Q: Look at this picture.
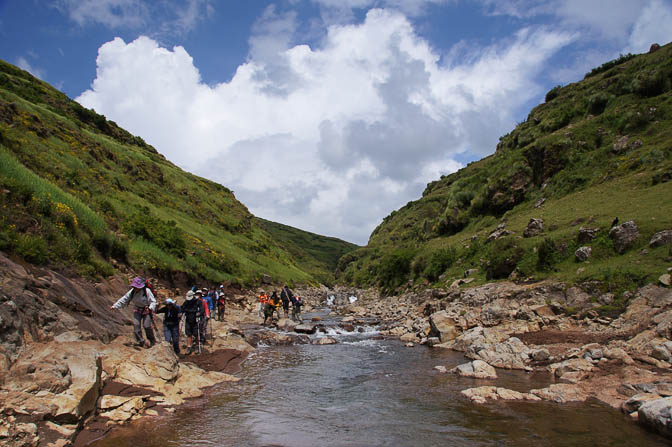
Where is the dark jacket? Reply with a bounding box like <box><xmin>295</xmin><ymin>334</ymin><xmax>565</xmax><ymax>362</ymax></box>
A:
<box><xmin>280</xmin><ymin>290</ymin><xmax>289</xmax><ymax>307</ymax></box>
<box><xmin>156</xmin><ymin>304</ymin><xmax>181</xmax><ymax>326</ymax></box>
<box><xmin>182</xmin><ymin>298</ymin><xmax>204</xmax><ymax>323</ymax></box>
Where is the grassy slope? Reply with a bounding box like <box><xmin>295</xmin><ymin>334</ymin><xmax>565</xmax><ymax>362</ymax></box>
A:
<box><xmin>0</xmin><ymin>60</ymin><xmax>356</xmax><ymax>286</ymax></box>
<box><xmin>256</xmin><ymin>217</ymin><xmax>360</xmax><ymax>286</ymax></box>
<box><xmin>339</xmin><ymin>43</ymin><xmax>672</xmax><ymax>306</ymax></box>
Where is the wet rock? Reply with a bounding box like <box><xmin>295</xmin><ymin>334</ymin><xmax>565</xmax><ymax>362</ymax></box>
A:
<box><xmin>429</xmin><ymin>311</ymin><xmax>459</xmax><ymax>342</ymax></box>
<box><xmin>313</xmin><ymin>337</ymin><xmax>337</xmax><ymax>345</ymax></box>
<box><xmin>400</xmin><ymin>333</ymin><xmax>418</xmax><ymax>343</ymax></box>
<box><xmin>549</xmin><ymin>358</ymin><xmax>593</xmax><ymax>382</ymax></box>
<box><xmin>575</xmin><ymin>247</ymin><xmax>592</xmax><ymax>262</ymax></box>
<box><xmin>434</xmin><ymin>365</ymin><xmax>447</xmax><ymax>373</ymax></box>
<box><xmin>451</xmin><ymin>360</ymin><xmax>497</xmax><ymax>379</ymax></box>
<box><xmin>530</xmin><ymin>384</ymin><xmax>588</xmax><ymax>403</ymax></box>
<box><xmin>530</xmin><ymin>349</ymin><xmax>550</xmax><ymax>362</ymax></box>
<box><xmin>578</xmin><ymin>227</ymin><xmax>600</xmax><ymax>244</ymax></box>
<box><xmin>276</xmin><ymin>318</ymin><xmax>298</xmax><ymax>332</ymax></box>
<box><xmin>294</xmin><ymin>324</ymin><xmax>317</xmax><ymax>335</ymax></box>
<box><xmin>609</xmin><ymin>220</ymin><xmax>640</xmax><ymax>254</ymax></box>
<box><xmin>523</xmin><ymin>218</ymin><xmax>544</xmax><ymax>238</ymax></box>
<box><xmin>638</xmin><ymin>397</ymin><xmax>672</xmax><ymax>438</ymax></box>
<box><xmin>623</xmin><ymin>393</ymin><xmax>662</xmax><ymax>414</ymax></box>
<box><xmin>426</xmin><ymin>337</ymin><xmax>441</xmax><ymax>347</ymax></box>
<box><xmin>461</xmin><ymin>386</ymin><xmax>540</xmax><ymax>404</ymax></box>
<box><xmin>650</xmin><ymin>230</ymin><xmax>672</xmax><ymax>248</ymax></box>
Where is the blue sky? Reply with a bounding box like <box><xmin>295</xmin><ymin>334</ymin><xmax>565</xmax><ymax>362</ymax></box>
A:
<box><xmin>1</xmin><ymin>0</ymin><xmax>671</xmax><ymax>245</ymax></box>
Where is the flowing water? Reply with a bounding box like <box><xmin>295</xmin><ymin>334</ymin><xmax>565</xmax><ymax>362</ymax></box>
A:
<box><xmin>91</xmin><ymin>310</ymin><xmax>667</xmax><ymax>447</ymax></box>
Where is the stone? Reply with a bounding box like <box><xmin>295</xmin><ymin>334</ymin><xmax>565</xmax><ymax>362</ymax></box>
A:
<box><xmin>399</xmin><ymin>333</ymin><xmax>417</xmax><ymax>343</ymax></box>
<box><xmin>405</xmin><ymin>343</ymin><xmax>414</xmax><ymax>347</ymax></box>
<box><xmin>549</xmin><ymin>358</ymin><xmax>594</xmax><ymax>379</ymax></box>
<box><xmin>638</xmin><ymin>397</ymin><xmax>672</xmax><ymax>438</ymax></box>
<box><xmin>426</xmin><ymin>337</ymin><xmax>441</xmax><ymax>347</ymax></box>
<box><xmin>487</xmin><ymin>228</ymin><xmax>512</xmax><ymax>242</ymax></box>
<box><xmin>650</xmin><ymin>230</ymin><xmax>672</xmax><ymax>248</ymax></box>
<box><xmin>598</xmin><ymin>293</ymin><xmax>615</xmax><ymax>305</ymax></box>
<box><xmin>652</xmin><ymin>345</ymin><xmax>671</xmax><ymax>362</ymax></box>
<box><xmin>660</xmin><ymin>274</ymin><xmax>671</xmax><ymax>287</ymax></box>
<box><xmin>451</xmin><ymin>360</ymin><xmax>497</xmax><ymax>379</ymax></box>
<box><xmin>523</xmin><ymin>218</ymin><xmax>544</xmax><ymax>238</ymax></box>
<box><xmin>534</xmin><ymin>198</ymin><xmax>546</xmax><ymax>208</ymax></box>
<box><xmin>294</xmin><ymin>324</ymin><xmax>317</xmax><ymax>335</ymax></box>
<box><xmin>574</xmin><ymin>246</ymin><xmax>592</xmax><ymax>262</ymax></box>
<box><xmin>612</xmin><ymin>135</ymin><xmax>630</xmax><ymax>154</ymax></box>
<box><xmin>429</xmin><ymin>311</ymin><xmax>459</xmax><ymax>342</ymax></box>
<box><xmin>609</xmin><ymin>220</ymin><xmax>640</xmax><ymax>254</ymax></box>
<box><xmin>313</xmin><ymin>337</ymin><xmax>337</xmax><ymax>345</ymax></box>
<box><xmin>577</xmin><ymin>227</ymin><xmax>600</xmax><ymax>244</ymax></box>
<box><xmin>565</xmin><ymin>287</ymin><xmax>592</xmax><ymax>308</ymax></box>
<box><xmin>531</xmin><ymin>384</ymin><xmax>588</xmax><ymax>403</ymax></box>
<box><xmin>623</xmin><ymin>393</ymin><xmax>662</xmax><ymax>414</ymax></box>
<box><xmin>461</xmin><ymin>386</ymin><xmax>540</xmax><ymax>404</ymax></box>
<box><xmin>276</xmin><ymin>318</ymin><xmax>298</xmax><ymax>332</ymax></box>
<box><xmin>434</xmin><ymin>365</ymin><xmax>447</xmax><ymax>373</ymax></box>
<box><xmin>530</xmin><ymin>349</ymin><xmax>550</xmax><ymax>362</ymax></box>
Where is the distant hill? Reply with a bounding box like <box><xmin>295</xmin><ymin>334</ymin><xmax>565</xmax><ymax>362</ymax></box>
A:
<box><xmin>0</xmin><ymin>60</ymin><xmax>357</xmax><ymax>286</ymax></box>
<box><xmin>338</xmin><ymin>43</ymin><xmax>672</xmax><ymax>310</ymax></box>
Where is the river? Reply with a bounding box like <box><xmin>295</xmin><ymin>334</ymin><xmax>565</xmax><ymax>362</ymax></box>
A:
<box><xmin>90</xmin><ymin>310</ymin><xmax>667</xmax><ymax>446</ymax></box>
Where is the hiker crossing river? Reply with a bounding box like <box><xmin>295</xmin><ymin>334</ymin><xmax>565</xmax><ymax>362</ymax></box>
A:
<box><xmin>91</xmin><ymin>304</ymin><xmax>666</xmax><ymax>447</ymax></box>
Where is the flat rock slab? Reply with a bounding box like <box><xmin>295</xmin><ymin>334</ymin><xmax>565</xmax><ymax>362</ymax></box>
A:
<box><xmin>294</xmin><ymin>324</ymin><xmax>317</xmax><ymax>334</ymax></box>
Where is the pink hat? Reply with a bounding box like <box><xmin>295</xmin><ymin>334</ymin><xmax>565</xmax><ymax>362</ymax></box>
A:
<box><xmin>130</xmin><ymin>277</ymin><xmax>145</xmax><ymax>288</ymax></box>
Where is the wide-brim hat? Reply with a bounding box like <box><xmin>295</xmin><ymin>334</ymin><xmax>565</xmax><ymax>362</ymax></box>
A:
<box><xmin>185</xmin><ymin>290</ymin><xmax>195</xmax><ymax>301</ymax></box>
<box><xmin>165</xmin><ymin>298</ymin><xmax>175</xmax><ymax>305</ymax></box>
<box><xmin>130</xmin><ymin>277</ymin><xmax>145</xmax><ymax>288</ymax></box>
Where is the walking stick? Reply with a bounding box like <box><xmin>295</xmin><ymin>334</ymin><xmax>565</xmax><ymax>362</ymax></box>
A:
<box><xmin>197</xmin><ymin>316</ymin><xmax>202</xmax><ymax>354</ymax></box>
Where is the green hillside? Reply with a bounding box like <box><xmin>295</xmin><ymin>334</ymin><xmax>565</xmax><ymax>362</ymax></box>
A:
<box><xmin>338</xmin><ymin>43</ymin><xmax>672</xmax><ymax>305</ymax></box>
<box><xmin>256</xmin><ymin>218</ymin><xmax>360</xmax><ymax>286</ymax></box>
<box><xmin>0</xmin><ymin>60</ymin><xmax>356</xmax><ymax>286</ymax></box>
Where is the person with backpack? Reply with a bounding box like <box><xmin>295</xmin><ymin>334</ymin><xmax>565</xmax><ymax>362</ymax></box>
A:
<box><xmin>269</xmin><ymin>291</ymin><xmax>282</xmax><ymax>320</ymax></box>
<box><xmin>155</xmin><ymin>298</ymin><xmax>181</xmax><ymax>354</ymax></box>
<box><xmin>292</xmin><ymin>295</ymin><xmax>304</xmax><ymax>323</ymax></box>
<box><xmin>182</xmin><ymin>289</ymin><xmax>205</xmax><ymax>354</ymax></box>
<box><xmin>280</xmin><ymin>287</ymin><xmax>290</xmax><ymax>318</ymax></box>
<box><xmin>216</xmin><ymin>285</ymin><xmax>226</xmax><ymax>321</ymax></box>
<box><xmin>110</xmin><ymin>277</ymin><xmax>157</xmax><ymax>347</ymax></box>
<box><xmin>258</xmin><ymin>290</ymin><xmax>269</xmax><ymax>319</ymax></box>
<box><xmin>199</xmin><ymin>289</ymin><xmax>212</xmax><ymax>345</ymax></box>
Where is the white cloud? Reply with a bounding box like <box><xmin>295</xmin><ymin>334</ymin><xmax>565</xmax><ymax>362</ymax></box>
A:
<box><xmin>16</xmin><ymin>56</ymin><xmax>46</xmax><ymax>80</ymax></box>
<box><xmin>627</xmin><ymin>0</ymin><xmax>672</xmax><ymax>53</ymax></box>
<box><xmin>52</xmin><ymin>0</ymin><xmax>213</xmax><ymax>35</ymax></box>
<box><xmin>77</xmin><ymin>9</ymin><xmax>573</xmax><ymax>244</ymax></box>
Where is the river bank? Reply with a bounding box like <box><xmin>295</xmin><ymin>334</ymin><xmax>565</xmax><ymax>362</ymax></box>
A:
<box><xmin>1</xmin><ymin>250</ymin><xmax>671</xmax><ymax>445</ymax></box>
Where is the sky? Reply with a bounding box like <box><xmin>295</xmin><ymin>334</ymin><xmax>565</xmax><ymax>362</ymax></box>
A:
<box><xmin>1</xmin><ymin>1</ymin><xmax>671</xmax><ymax>245</ymax></box>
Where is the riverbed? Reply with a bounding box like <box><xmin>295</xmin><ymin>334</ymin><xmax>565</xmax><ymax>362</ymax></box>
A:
<box><xmin>90</xmin><ymin>311</ymin><xmax>667</xmax><ymax>446</ymax></box>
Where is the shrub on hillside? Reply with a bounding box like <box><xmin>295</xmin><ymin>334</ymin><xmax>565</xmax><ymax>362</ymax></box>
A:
<box><xmin>424</xmin><ymin>247</ymin><xmax>457</xmax><ymax>282</ymax></box>
<box><xmin>483</xmin><ymin>238</ymin><xmax>524</xmax><ymax>280</ymax></box>
<box><xmin>536</xmin><ymin>237</ymin><xmax>559</xmax><ymax>271</ymax></box>
<box><xmin>123</xmin><ymin>210</ymin><xmax>186</xmax><ymax>258</ymax></box>
<box><xmin>587</xmin><ymin>93</ymin><xmax>610</xmax><ymax>115</ymax></box>
<box><xmin>545</xmin><ymin>85</ymin><xmax>562</xmax><ymax>102</ymax></box>
<box><xmin>631</xmin><ymin>69</ymin><xmax>671</xmax><ymax>97</ymax></box>
<box><xmin>376</xmin><ymin>248</ymin><xmax>416</xmax><ymax>291</ymax></box>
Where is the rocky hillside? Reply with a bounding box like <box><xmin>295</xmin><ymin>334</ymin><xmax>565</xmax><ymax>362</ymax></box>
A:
<box><xmin>0</xmin><ymin>59</ymin><xmax>357</xmax><ymax>287</ymax></box>
<box><xmin>338</xmin><ymin>43</ymin><xmax>672</xmax><ymax>306</ymax></box>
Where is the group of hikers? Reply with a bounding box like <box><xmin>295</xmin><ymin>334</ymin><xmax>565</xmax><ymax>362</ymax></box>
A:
<box><xmin>110</xmin><ymin>277</ymin><xmax>305</xmax><ymax>356</ymax></box>
<box><xmin>110</xmin><ymin>278</ymin><xmax>228</xmax><ymax>355</ymax></box>
<box><xmin>258</xmin><ymin>285</ymin><xmax>304</xmax><ymax>325</ymax></box>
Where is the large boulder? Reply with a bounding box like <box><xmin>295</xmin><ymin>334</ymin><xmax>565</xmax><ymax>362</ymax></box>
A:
<box><xmin>577</xmin><ymin>227</ymin><xmax>600</xmax><ymax>244</ymax></box>
<box><xmin>461</xmin><ymin>386</ymin><xmax>540</xmax><ymax>404</ymax></box>
<box><xmin>429</xmin><ymin>311</ymin><xmax>459</xmax><ymax>342</ymax></box>
<box><xmin>650</xmin><ymin>230</ymin><xmax>672</xmax><ymax>248</ymax></box>
<box><xmin>1</xmin><ymin>340</ymin><xmax>102</xmax><ymax>423</ymax></box>
<box><xmin>294</xmin><ymin>324</ymin><xmax>317</xmax><ymax>335</ymax></box>
<box><xmin>467</xmin><ymin>337</ymin><xmax>531</xmax><ymax>370</ymax></box>
<box><xmin>574</xmin><ymin>246</ymin><xmax>592</xmax><ymax>262</ymax></box>
<box><xmin>609</xmin><ymin>220</ymin><xmax>640</xmax><ymax>254</ymax></box>
<box><xmin>638</xmin><ymin>397</ymin><xmax>672</xmax><ymax>438</ymax></box>
<box><xmin>523</xmin><ymin>218</ymin><xmax>544</xmax><ymax>238</ymax></box>
<box><xmin>530</xmin><ymin>384</ymin><xmax>588</xmax><ymax>403</ymax></box>
<box><xmin>451</xmin><ymin>360</ymin><xmax>497</xmax><ymax>379</ymax></box>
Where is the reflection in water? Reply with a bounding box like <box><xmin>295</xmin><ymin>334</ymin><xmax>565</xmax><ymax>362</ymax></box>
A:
<box><xmin>92</xmin><ymin>318</ymin><xmax>667</xmax><ymax>447</ymax></box>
